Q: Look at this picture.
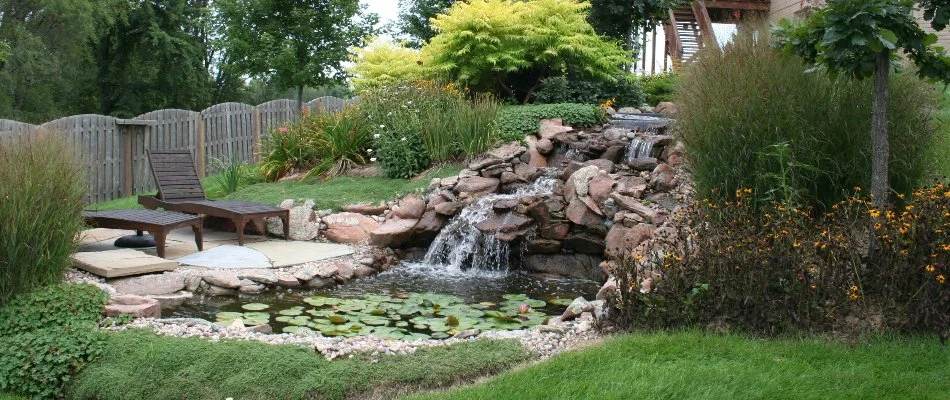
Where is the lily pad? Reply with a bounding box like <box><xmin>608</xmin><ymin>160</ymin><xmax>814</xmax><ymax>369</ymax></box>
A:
<box><xmin>278</xmin><ymin>308</ymin><xmax>304</xmax><ymax>316</ymax></box>
<box><xmin>241</xmin><ymin>303</ymin><xmax>270</xmax><ymax>311</ymax></box>
<box><xmin>549</xmin><ymin>298</ymin><xmax>574</xmax><ymax>306</ymax></box>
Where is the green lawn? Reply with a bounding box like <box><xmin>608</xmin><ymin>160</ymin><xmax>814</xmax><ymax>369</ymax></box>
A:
<box><xmin>409</xmin><ymin>331</ymin><xmax>950</xmax><ymax>400</ymax></box>
<box><xmin>89</xmin><ymin>166</ymin><xmax>461</xmax><ymax>212</ymax></box>
<box><xmin>67</xmin><ymin>330</ymin><xmax>531</xmax><ymax>400</ymax></box>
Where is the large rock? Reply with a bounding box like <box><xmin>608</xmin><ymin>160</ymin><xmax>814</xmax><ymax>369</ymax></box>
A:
<box><xmin>469</xmin><ymin>157</ymin><xmax>504</xmax><ymax>171</ymax></box>
<box><xmin>392</xmin><ymin>196</ymin><xmax>426</xmax><ymax>220</ymax></box>
<box><xmin>524</xmin><ymin>136</ymin><xmax>549</xmax><ymax>168</ymax></box>
<box><xmin>455</xmin><ymin>176</ymin><xmax>500</xmax><ymax>196</ymax></box>
<box><xmin>605</xmin><ymin>224</ymin><xmax>656</xmax><ymax>259</ymax></box>
<box><xmin>563</xmin><ymin>230</ymin><xmax>607</xmax><ymax>254</ymax></box>
<box><xmin>538</xmin><ymin>118</ymin><xmax>572</xmax><ymax>140</ymax></box>
<box><xmin>411</xmin><ymin>210</ymin><xmax>448</xmax><ymax>244</ymax></box>
<box><xmin>654</xmin><ymin>101</ymin><xmax>677</xmax><ymax>116</ymax></box>
<box><xmin>202</xmin><ymin>270</ymin><xmax>242</xmax><ymax>289</ymax></box>
<box><xmin>105</xmin><ymin>295</ymin><xmax>161</xmax><ymax>318</ymax></box>
<box><xmin>611</xmin><ymin>194</ymin><xmax>663</xmax><ymax>225</ymax></box>
<box><xmin>109</xmin><ymin>272</ymin><xmax>185</xmax><ymax>296</ymax></box>
<box><xmin>276</xmin><ymin>273</ymin><xmax>300</xmax><ymax>287</ymax></box>
<box><xmin>566</xmin><ymin>198</ymin><xmax>604</xmax><ymax>226</ymax></box>
<box><xmin>651</xmin><ymin>163</ymin><xmax>678</xmax><ymax>192</ymax></box>
<box><xmin>526</xmin><ymin>239</ymin><xmax>563</xmax><ymax>254</ymax></box>
<box><xmin>536</xmin><ymin>138</ymin><xmax>554</xmax><ymax>154</ymax></box>
<box><xmin>587</xmin><ymin>172</ymin><xmax>616</xmax><ymax>205</ymax></box>
<box><xmin>475</xmin><ymin>213</ymin><xmax>533</xmax><ymax>234</ymax></box>
<box><xmin>237</xmin><ymin>270</ymin><xmax>278</xmax><ymax>285</ymax></box>
<box><xmin>540</xmin><ymin>222</ymin><xmax>571</xmax><ymax>240</ymax></box>
<box><xmin>146</xmin><ymin>291</ymin><xmax>193</xmax><ymax>308</ymax></box>
<box><xmin>434</xmin><ymin>201</ymin><xmax>463</xmax><ymax>216</ymax></box>
<box><xmin>341</xmin><ymin>202</ymin><xmax>388</xmax><ymax>215</ymax></box>
<box><xmin>599</xmin><ymin>146</ymin><xmax>626</xmax><ymax>164</ymax></box>
<box><xmin>568</xmin><ymin>165</ymin><xmax>600</xmax><ymax>197</ymax></box>
<box><xmin>627</xmin><ymin>157</ymin><xmax>659</xmax><ymax>171</ymax></box>
<box><xmin>616</xmin><ymin>176</ymin><xmax>648</xmax><ymax>198</ymax></box>
<box><xmin>584</xmin><ymin>159</ymin><xmax>615</xmax><ymax>174</ymax></box>
<box><xmin>322</xmin><ymin>212</ymin><xmax>380</xmax><ymax>243</ymax></box>
<box><xmin>369</xmin><ymin>218</ymin><xmax>419</xmax><ymax>248</ymax></box>
<box><xmin>561</xmin><ymin>297</ymin><xmax>594</xmax><ymax>320</ymax></box>
<box><xmin>602</xmin><ymin>128</ymin><xmax>628</xmax><ymax>141</ymax></box>
<box><xmin>488</xmin><ymin>141</ymin><xmax>528</xmax><ymax>161</ymax></box>
<box><xmin>523</xmin><ymin>254</ymin><xmax>606</xmax><ymax>281</ymax></box>
<box><xmin>266</xmin><ymin>199</ymin><xmax>320</xmax><ymax>240</ymax></box>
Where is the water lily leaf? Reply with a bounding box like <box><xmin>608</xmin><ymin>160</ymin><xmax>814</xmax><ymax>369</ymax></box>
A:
<box><xmin>275</xmin><ymin>316</ymin><xmax>293</xmax><ymax>323</ymax></box>
<box><xmin>431</xmin><ymin>332</ymin><xmax>450</xmax><ymax>339</ymax></box>
<box><xmin>524</xmin><ymin>299</ymin><xmax>547</xmax><ymax>308</ymax></box>
<box><xmin>484</xmin><ymin>310</ymin><xmax>516</xmax><ymax>322</ymax></box>
<box><xmin>413</xmin><ymin>324</ymin><xmax>428</xmax><ymax>330</ymax></box>
<box><xmin>328</xmin><ymin>315</ymin><xmax>348</xmax><ymax>324</ymax></box>
<box><xmin>241</xmin><ymin>303</ymin><xmax>270</xmax><ymax>311</ymax></box>
<box><xmin>360</xmin><ymin>316</ymin><xmax>390</xmax><ymax>326</ymax></box>
<box><xmin>502</xmin><ymin>294</ymin><xmax>528</xmax><ymax>301</ymax></box>
<box><xmin>278</xmin><ymin>308</ymin><xmax>303</xmax><ymax>316</ymax></box>
<box><xmin>407</xmin><ymin>332</ymin><xmax>431</xmax><ymax>340</ymax></box>
<box><xmin>216</xmin><ymin>312</ymin><xmax>244</xmax><ymax>322</ymax></box>
<box><xmin>282</xmin><ymin>326</ymin><xmax>315</xmax><ymax>334</ymax></box>
<box><xmin>471</xmin><ymin>302</ymin><xmax>496</xmax><ymax>310</ymax></box>
<box><xmin>549</xmin><ymin>298</ymin><xmax>574</xmax><ymax>306</ymax></box>
<box><xmin>395</xmin><ymin>321</ymin><xmax>409</xmax><ymax>328</ymax></box>
<box><xmin>368</xmin><ymin>309</ymin><xmax>387</xmax><ymax>316</ymax></box>
<box><xmin>421</xmin><ymin>299</ymin><xmax>434</xmax><ymax>308</ymax></box>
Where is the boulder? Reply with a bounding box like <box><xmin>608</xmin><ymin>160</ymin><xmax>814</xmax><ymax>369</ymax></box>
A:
<box><xmin>596</xmin><ymin>277</ymin><xmax>618</xmax><ymax>300</ymax></box>
<box><xmin>566</xmin><ymin>198</ymin><xmax>604</xmax><ymax>226</ymax></box>
<box><xmin>341</xmin><ymin>202</ymin><xmax>388</xmax><ymax>216</ymax></box>
<box><xmin>492</xmin><ymin>198</ymin><xmax>520</xmax><ymax>212</ymax></box>
<box><xmin>238</xmin><ymin>279</ymin><xmax>265</xmax><ymax>294</ymax></box>
<box><xmin>514</xmin><ymin>163</ymin><xmax>539</xmax><ymax>181</ymax></box>
<box><xmin>109</xmin><ymin>272</ymin><xmax>185</xmax><ymax>296</ymax></box>
<box><xmin>392</xmin><ymin>196</ymin><xmax>426</xmax><ymax>220</ymax></box>
<box><xmin>276</xmin><ymin>273</ymin><xmax>300</xmax><ymax>287</ymax></box>
<box><xmin>524</xmin><ymin>136</ymin><xmax>549</xmax><ymax>168</ymax></box>
<box><xmin>237</xmin><ymin>270</ymin><xmax>278</xmax><ymax>285</ymax></box>
<box><xmin>322</xmin><ymin>212</ymin><xmax>380</xmax><ymax>244</ymax></box>
<box><xmin>627</xmin><ymin>157</ymin><xmax>659</xmax><ymax>171</ymax></box>
<box><xmin>469</xmin><ymin>157</ymin><xmax>504</xmax><ymax>171</ymax></box>
<box><xmin>536</xmin><ymin>138</ymin><xmax>554</xmax><ymax>154</ymax></box>
<box><xmin>206</xmin><ymin>285</ymin><xmax>238</xmax><ymax>296</ymax></box>
<box><xmin>266</xmin><ymin>199</ymin><xmax>320</xmax><ymax>240</ymax></box>
<box><xmin>604</xmin><ymin>224</ymin><xmax>656</xmax><ymax>259</ymax></box>
<box><xmin>587</xmin><ymin>172</ymin><xmax>616</xmax><ymax>205</ymax></box>
<box><xmin>440</xmin><ymin>175</ymin><xmax>460</xmax><ymax>188</ymax></box>
<box><xmin>602</xmin><ymin>128</ymin><xmax>628</xmax><ymax>141</ymax></box>
<box><xmin>455</xmin><ymin>176</ymin><xmax>500</xmax><ymax>196</ymax></box>
<box><xmin>475</xmin><ymin>213</ymin><xmax>533</xmax><ymax>234</ymax></box>
<box><xmin>411</xmin><ymin>211</ymin><xmax>448</xmax><ymax>244</ymax></box>
<box><xmin>561</xmin><ymin>297</ymin><xmax>594</xmax><ymax>320</ymax></box>
<box><xmin>523</xmin><ymin>254</ymin><xmax>606</xmax><ymax>281</ymax></box>
<box><xmin>654</xmin><ymin>101</ymin><xmax>677</xmax><ymax>116</ymax></box>
<box><xmin>487</xmin><ymin>141</ymin><xmax>528</xmax><ymax>161</ymax></box>
<box><xmin>540</xmin><ymin>222</ymin><xmax>571</xmax><ymax>240</ymax></box>
<box><xmin>584</xmin><ymin>159</ymin><xmax>615</xmax><ymax>173</ymax></box>
<box><xmin>651</xmin><ymin>163</ymin><xmax>678</xmax><ymax>192</ymax></box>
<box><xmin>616</xmin><ymin>176</ymin><xmax>648</xmax><ymax>198</ymax></box>
<box><xmin>568</xmin><ymin>165</ymin><xmax>600</xmax><ymax>197</ymax></box>
<box><xmin>599</xmin><ymin>146</ymin><xmax>626</xmax><ymax>164</ymax></box>
<box><xmin>202</xmin><ymin>270</ymin><xmax>241</xmax><ymax>289</ymax></box>
<box><xmin>538</xmin><ymin>119</ymin><xmax>572</xmax><ymax>140</ymax></box>
<box><xmin>353</xmin><ymin>266</ymin><xmax>377</xmax><ymax>279</ymax></box>
<box><xmin>105</xmin><ymin>295</ymin><xmax>161</xmax><ymax>318</ymax></box>
<box><xmin>335</xmin><ymin>264</ymin><xmax>355</xmax><ymax>281</ymax></box>
<box><xmin>146</xmin><ymin>290</ymin><xmax>193</xmax><ymax>308</ymax></box>
<box><xmin>369</xmin><ymin>218</ymin><xmax>419</xmax><ymax>248</ymax></box>
<box><xmin>500</xmin><ymin>171</ymin><xmax>521</xmax><ymax>185</ymax></box>
<box><xmin>434</xmin><ymin>201</ymin><xmax>463</xmax><ymax>216</ymax></box>
<box><xmin>526</xmin><ymin>239</ymin><xmax>563</xmax><ymax>254</ymax></box>
<box><xmin>305</xmin><ymin>277</ymin><xmax>335</xmax><ymax>289</ymax></box>
<box><xmin>611</xmin><ymin>194</ymin><xmax>663</xmax><ymax>225</ymax></box>
<box><xmin>563</xmin><ymin>230</ymin><xmax>607</xmax><ymax>254</ymax></box>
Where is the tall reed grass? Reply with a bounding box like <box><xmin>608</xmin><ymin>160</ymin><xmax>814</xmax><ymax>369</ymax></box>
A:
<box><xmin>677</xmin><ymin>28</ymin><xmax>937</xmax><ymax>210</ymax></box>
<box><xmin>0</xmin><ymin>135</ymin><xmax>87</xmax><ymax>304</ymax></box>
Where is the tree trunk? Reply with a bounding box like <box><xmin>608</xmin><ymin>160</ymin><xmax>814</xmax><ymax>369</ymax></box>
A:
<box><xmin>296</xmin><ymin>85</ymin><xmax>304</xmax><ymax>111</ymax></box>
<box><xmin>870</xmin><ymin>50</ymin><xmax>890</xmax><ymax>207</ymax></box>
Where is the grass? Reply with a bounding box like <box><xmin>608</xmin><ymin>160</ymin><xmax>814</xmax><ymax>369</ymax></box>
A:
<box><xmin>929</xmin><ymin>84</ymin><xmax>950</xmax><ymax>179</ymax></box>
<box><xmin>67</xmin><ymin>330</ymin><xmax>532</xmax><ymax>400</ymax></box>
<box><xmin>409</xmin><ymin>331</ymin><xmax>950</xmax><ymax>400</ymax></box>
<box><xmin>89</xmin><ymin>166</ymin><xmax>461</xmax><ymax>212</ymax></box>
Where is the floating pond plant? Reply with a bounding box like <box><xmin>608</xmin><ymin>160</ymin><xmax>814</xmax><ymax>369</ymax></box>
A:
<box><xmin>218</xmin><ymin>292</ymin><xmax>560</xmax><ymax>340</ymax></box>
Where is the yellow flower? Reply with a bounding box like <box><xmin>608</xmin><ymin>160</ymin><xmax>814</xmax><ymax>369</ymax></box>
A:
<box><xmin>938</xmin><ymin>275</ymin><xmax>946</xmax><ymax>285</ymax></box>
<box><xmin>925</xmin><ymin>265</ymin><xmax>936</xmax><ymax>273</ymax></box>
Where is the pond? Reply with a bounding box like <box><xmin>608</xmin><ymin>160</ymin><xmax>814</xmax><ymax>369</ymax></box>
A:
<box><xmin>165</xmin><ymin>262</ymin><xmax>601</xmax><ymax>340</ymax></box>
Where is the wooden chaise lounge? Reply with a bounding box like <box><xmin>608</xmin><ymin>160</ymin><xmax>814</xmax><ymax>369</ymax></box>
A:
<box><xmin>83</xmin><ymin>209</ymin><xmax>203</xmax><ymax>259</ymax></box>
<box><xmin>137</xmin><ymin>149</ymin><xmax>290</xmax><ymax>245</ymax></box>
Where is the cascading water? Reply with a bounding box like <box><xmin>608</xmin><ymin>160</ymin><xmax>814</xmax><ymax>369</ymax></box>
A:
<box><xmin>624</xmin><ymin>137</ymin><xmax>655</xmax><ymax>164</ymax></box>
<box><xmin>413</xmin><ymin>177</ymin><xmax>557</xmax><ymax>276</ymax></box>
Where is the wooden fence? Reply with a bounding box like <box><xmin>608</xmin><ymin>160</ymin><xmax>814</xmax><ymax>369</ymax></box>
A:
<box><xmin>0</xmin><ymin>96</ymin><xmax>358</xmax><ymax>204</ymax></box>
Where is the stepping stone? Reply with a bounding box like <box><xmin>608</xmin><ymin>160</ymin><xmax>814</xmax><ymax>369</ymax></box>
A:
<box><xmin>177</xmin><ymin>245</ymin><xmax>272</xmax><ymax>269</ymax></box>
<box><xmin>246</xmin><ymin>241</ymin><xmax>354</xmax><ymax>268</ymax></box>
<box><xmin>72</xmin><ymin>248</ymin><xmax>178</xmax><ymax>278</ymax></box>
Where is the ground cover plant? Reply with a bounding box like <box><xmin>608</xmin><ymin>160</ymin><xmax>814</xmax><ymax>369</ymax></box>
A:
<box><xmin>638</xmin><ymin>72</ymin><xmax>677</xmax><ymax>106</ymax></box>
<box><xmin>0</xmin><ymin>284</ymin><xmax>107</xmax><ymax>399</ymax></box>
<box><xmin>497</xmin><ymin>103</ymin><xmax>606</xmax><ymax>139</ymax></box>
<box><xmin>533</xmin><ymin>73</ymin><xmax>644</xmax><ymax>108</ymax></box>
<box><xmin>410</xmin><ymin>331</ymin><xmax>950</xmax><ymax>400</ymax></box>
<box><xmin>677</xmin><ymin>28</ymin><xmax>936</xmax><ymax>211</ymax></box>
<box><xmin>67</xmin><ymin>330</ymin><xmax>531</xmax><ymax>400</ymax></box>
<box><xmin>0</xmin><ymin>135</ymin><xmax>87</xmax><ymax>304</ymax></box>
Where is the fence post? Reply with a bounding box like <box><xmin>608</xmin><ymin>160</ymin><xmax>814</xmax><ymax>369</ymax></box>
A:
<box><xmin>197</xmin><ymin>115</ymin><xmax>206</xmax><ymax>178</ymax></box>
<box><xmin>253</xmin><ymin>107</ymin><xmax>262</xmax><ymax>162</ymax></box>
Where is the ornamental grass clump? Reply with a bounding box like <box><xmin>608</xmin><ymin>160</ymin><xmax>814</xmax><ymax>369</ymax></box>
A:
<box><xmin>609</xmin><ymin>183</ymin><xmax>949</xmax><ymax>337</ymax></box>
<box><xmin>0</xmin><ymin>134</ymin><xmax>87</xmax><ymax>305</ymax></box>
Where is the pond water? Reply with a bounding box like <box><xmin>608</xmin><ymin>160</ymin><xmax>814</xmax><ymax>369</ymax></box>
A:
<box><xmin>165</xmin><ymin>262</ymin><xmax>601</xmax><ymax>340</ymax></box>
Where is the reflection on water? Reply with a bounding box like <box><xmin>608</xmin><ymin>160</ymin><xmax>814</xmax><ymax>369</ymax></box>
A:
<box><xmin>165</xmin><ymin>262</ymin><xmax>601</xmax><ymax>324</ymax></box>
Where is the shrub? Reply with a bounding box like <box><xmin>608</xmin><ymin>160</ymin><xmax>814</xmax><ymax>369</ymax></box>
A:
<box><xmin>534</xmin><ymin>74</ymin><xmax>644</xmax><ymax>107</ymax></box>
<box><xmin>638</xmin><ymin>73</ymin><xmax>676</xmax><ymax>106</ymax></box>
<box><xmin>677</xmin><ymin>29</ymin><xmax>936</xmax><ymax>211</ymax></box>
<box><xmin>348</xmin><ymin>40</ymin><xmax>428</xmax><ymax>93</ymax></box>
<box><xmin>0</xmin><ymin>284</ymin><xmax>107</xmax><ymax>399</ymax></box>
<box><xmin>608</xmin><ymin>184</ymin><xmax>949</xmax><ymax>336</ymax></box>
<box><xmin>258</xmin><ymin>107</ymin><xmax>372</xmax><ymax>181</ymax></box>
<box><xmin>497</xmin><ymin>103</ymin><xmax>606</xmax><ymax>139</ymax></box>
<box><xmin>0</xmin><ymin>135</ymin><xmax>87</xmax><ymax>304</ymax></box>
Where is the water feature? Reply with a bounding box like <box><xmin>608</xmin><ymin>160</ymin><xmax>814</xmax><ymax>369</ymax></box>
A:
<box><xmin>624</xmin><ymin>138</ymin><xmax>656</xmax><ymax>163</ymax></box>
<box><xmin>419</xmin><ymin>177</ymin><xmax>557</xmax><ymax>273</ymax></box>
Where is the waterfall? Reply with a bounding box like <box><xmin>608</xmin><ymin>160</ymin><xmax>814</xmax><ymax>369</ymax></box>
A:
<box><xmin>624</xmin><ymin>138</ymin><xmax>655</xmax><ymax>163</ymax></box>
<box><xmin>414</xmin><ymin>177</ymin><xmax>557</xmax><ymax>275</ymax></box>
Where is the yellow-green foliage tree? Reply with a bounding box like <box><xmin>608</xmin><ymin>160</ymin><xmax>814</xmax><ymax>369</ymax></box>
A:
<box><xmin>426</xmin><ymin>0</ymin><xmax>629</xmax><ymax>103</ymax></box>
<box><xmin>348</xmin><ymin>40</ymin><xmax>429</xmax><ymax>92</ymax></box>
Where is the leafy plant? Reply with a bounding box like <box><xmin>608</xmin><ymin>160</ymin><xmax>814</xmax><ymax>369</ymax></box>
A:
<box><xmin>376</xmin><ymin>133</ymin><xmax>431</xmax><ymax>179</ymax></box>
<box><xmin>534</xmin><ymin>73</ymin><xmax>644</xmax><ymax>107</ymax></box>
<box><xmin>348</xmin><ymin>40</ymin><xmax>428</xmax><ymax>93</ymax></box>
<box><xmin>496</xmin><ymin>103</ymin><xmax>606</xmax><ymax>139</ymax></box>
<box><xmin>638</xmin><ymin>73</ymin><xmax>677</xmax><ymax>106</ymax></box>
<box><xmin>210</xmin><ymin>156</ymin><xmax>246</xmax><ymax>195</ymax></box>
<box><xmin>0</xmin><ymin>135</ymin><xmax>87</xmax><ymax>304</ymax></box>
<box><xmin>0</xmin><ymin>284</ymin><xmax>107</xmax><ymax>399</ymax></box>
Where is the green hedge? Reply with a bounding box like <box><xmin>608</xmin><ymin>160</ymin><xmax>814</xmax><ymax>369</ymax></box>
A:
<box><xmin>497</xmin><ymin>103</ymin><xmax>605</xmax><ymax>139</ymax></box>
<box><xmin>0</xmin><ymin>284</ymin><xmax>107</xmax><ymax>399</ymax></box>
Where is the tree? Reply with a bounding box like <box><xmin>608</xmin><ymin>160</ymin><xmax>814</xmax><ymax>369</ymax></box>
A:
<box><xmin>773</xmin><ymin>0</ymin><xmax>950</xmax><ymax>206</ymax></box>
<box><xmin>348</xmin><ymin>40</ymin><xmax>427</xmax><ymax>92</ymax></box>
<box><xmin>425</xmin><ymin>0</ymin><xmax>628</xmax><ymax>103</ymax></box>
<box><xmin>588</xmin><ymin>0</ymin><xmax>684</xmax><ymax>52</ymax></box>
<box><xmin>396</xmin><ymin>0</ymin><xmax>456</xmax><ymax>48</ymax></box>
<box><xmin>918</xmin><ymin>0</ymin><xmax>950</xmax><ymax>30</ymax></box>
<box><xmin>216</xmin><ymin>0</ymin><xmax>377</xmax><ymax>108</ymax></box>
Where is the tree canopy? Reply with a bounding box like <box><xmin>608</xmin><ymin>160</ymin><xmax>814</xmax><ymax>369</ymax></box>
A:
<box><xmin>396</xmin><ymin>0</ymin><xmax>456</xmax><ymax>48</ymax></box>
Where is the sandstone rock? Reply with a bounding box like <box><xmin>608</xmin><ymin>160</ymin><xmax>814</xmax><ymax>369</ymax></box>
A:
<box><xmin>481</xmin><ymin>164</ymin><xmax>511</xmax><ymax>178</ymax></box>
<box><xmin>106</xmin><ymin>295</ymin><xmax>161</xmax><ymax>318</ymax></box>
<box><xmin>341</xmin><ymin>202</ymin><xmax>389</xmax><ymax>215</ymax></box>
<box><xmin>353</xmin><ymin>266</ymin><xmax>377</xmax><ymax>279</ymax></box>
<box><xmin>206</xmin><ymin>285</ymin><xmax>238</xmax><ymax>296</ymax></box>
<box><xmin>654</xmin><ymin>101</ymin><xmax>677</xmax><ymax>116</ymax></box>
<box><xmin>526</xmin><ymin>239</ymin><xmax>563</xmax><ymax>254</ymax></box>
<box><xmin>412</xmin><ymin>211</ymin><xmax>448</xmax><ymax>245</ymax></box>
<box><xmin>487</xmin><ymin>141</ymin><xmax>527</xmax><ymax>161</ymax></box>
<box><xmin>500</xmin><ymin>171</ymin><xmax>520</xmax><ymax>185</ymax></box>
<box><xmin>492</xmin><ymin>198</ymin><xmax>519</xmax><ymax>212</ymax></box>
<box><xmin>584</xmin><ymin>159</ymin><xmax>615</xmax><ymax>173</ymax></box>
<box><xmin>596</xmin><ymin>277</ymin><xmax>618</xmax><ymax>300</ymax></box>
<box><xmin>475</xmin><ymin>213</ymin><xmax>533</xmax><ymax>234</ymax></box>
<box><xmin>146</xmin><ymin>290</ymin><xmax>193</xmax><ymax>308</ymax></box>
<box><xmin>569</xmin><ymin>165</ymin><xmax>600</xmax><ymax>197</ymax></box>
<box><xmin>566</xmin><ymin>198</ymin><xmax>604</xmax><ymax>226</ymax></box>
<box><xmin>335</xmin><ymin>264</ymin><xmax>355</xmax><ymax>281</ymax></box>
<box><xmin>109</xmin><ymin>272</ymin><xmax>185</xmax><ymax>296</ymax></box>
<box><xmin>562</xmin><ymin>297</ymin><xmax>594</xmax><ymax>320</ymax></box>
<box><xmin>440</xmin><ymin>175</ymin><xmax>460</xmax><ymax>188</ymax></box>
<box><xmin>276</xmin><ymin>273</ymin><xmax>300</xmax><ymax>287</ymax></box>
<box><xmin>563</xmin><ymin>230</ymin><xmax>607</xmax><ymax>254</ymax></box>
<box><xmin>523</xmin><ymin>254</ymin><xmax>606</xmax><ymax>281</ymax></box>
<box><xmin>599</xmin><ymin>146</ymin><xmax>626</xmax><ymax>164</ymax></box>
<box><xmin>602</xmin><ymin>128</ymin><xmax>628</xmax><ymax>141</ymax></box>
<box><xmin>202</xmin><ymin>270</ymin><xmax>241</xmax><ymax>289</ymax></box>
<box><xmin>539</xmin><ymin>119</ymin><xmax>572</xmax><ymax>140</ymax></box>
<box><xmin>322</xmin><ymin>212</ymin><xmax>380</xmax><ymax>244</ymax></box>
<box><xmin>536</xmin><ymin>138</ymin><xmax>554</xmax><ymax>154</ymax></box>
<box><xmin>293</xmin><ymin>265</ymin><xmax>318</xmax><ymax>281</ymax></box>
<box><xmin>266</xmin><ymin>199</ymin><xmax>319</xmax><ymax>240</ymax></box>
<box><xmin>392</xmin><ymin>196</ymin><xmax>426</xmax><ymax>220</ymax></box>
<box><xmin>540</xmin><ymin>222</ymin><xmax>571</xmax><ymax>240</ymax></box>
<box><xmin>369</xmin><ymin>218</ymin><xmax>419</xmax><ymax>248</ymax></box>
<box><xmin>237</xmin><ymin>270</ymin><xmax>278</xmax><ymax>285</ymax></box>
<box><xmin>313</xmin><ymin>264</ymin><xmax>340</xmax><ymax>279</ymax></box>
<box><xmin>588</xmin><ymin>172</ymin><xmax>616</xmax><ymax>205</ymax></box>
<box><xmin>611</xmin><ymin>194</ymin><xmax>663</xmax><ymax>224</ymax></box>
<box><xmin>524</xmin><ymin>136</ymin><xmax>549</xmax><ymax>168</ymax></box>
<box><xmin>305</xmin><ymin>277</ymin><xmax>335</xmax><ymax>288</ymax></box>
<box><xmin>661</xmin><ymin>140</ymin><xmax>686</xmax><ymax>161</ymax></box>
<box><xmin>455</xmin><ymin>176</ymin><xmax>500</xmax><ymax>196</ymax></box>
<box><xmin>605</xmin><ymin>224</ymin><xmax>656</xmax><ymax>259</ymax></box>
<box><xmin>616</xmin><ymin>176</ymin><xmax>648</xmax><ymax>198</ymax></box>
<box><xmin>627</xmin><ymin>157</ymin><xmax>659</xmax><ymax>171</ymax></box>
<box><xmin>183</xmin><ymin>275</ymin><xmax>203</xmax><ymax>292</ymax></box>
<box><xmin>514</xmin><ymin>163</ymin><xmax>539</xmax><ymax>181</ymax></box>
<box><xmin>579</xmin><ymin>194</ymin><xmax>604</xmax><ymax>216</ymax></box>
<box><xmin>247</xmin><ymin>324</ymin><xmax>273</xmax><ymax>333</ymax></box>
<box><xmin>617</xmin><ymin>107</ymin><xmax>641</xmax><ymax>114</ymax></box>
<box><xmin>434</xmin><ymin>201</ymin><xmax>463</xmax><ymax>216</ymax></box>
<box><xmin>238</xmin><ymin>279</ymin><xmax>265</xmax><ymax>294</ymax></box>
<box><xmin>651</xmin><ymin>163</ymin><xmax>677</xmax><ymax>192</ymax></box>
<box><xmin>469</xmin><ymin>157</ymin><xmax>503</xmax><ymax>171</ymax></box>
